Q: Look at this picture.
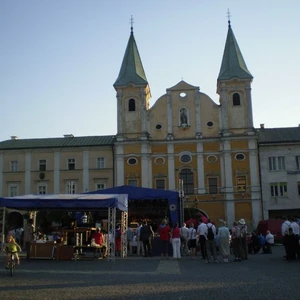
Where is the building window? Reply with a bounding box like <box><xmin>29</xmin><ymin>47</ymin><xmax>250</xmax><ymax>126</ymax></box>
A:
<box><xmin>237</xmin><ymin>176</ymin><xmax>246</xmax><ymax>192</ymax></box>
<box><xmin>180</xmin><ymin>154</ymin><xmax>192</xmax><ymax>163</ymax></box>
<box><xmin>233</xmin><ymin>93</ymin><xmax>241</xmax><ymax>106</ymax></box>
<box><xmin>66</xmin><ymin>181</ymin><xmax>76</xmax><ymax>194</ymax></box>
<box><xmin>235</xmin><ymin>153</ymin><xmax>245</xmax><ymax>161</ymax></box>
<box><xmin>10</xmin><ymin>161</ymin><xmax>18</xmax><ymax>172</ymax></box>
<box><xmin>208</xmin><ymin>178</ymin><xmax>218</xmax><ymax>194</ymax></box>
<box><xmin>179</xmin><ymin>169</ymin><xmax>194</xmax><ymax>195</ymax></box>
<box><xmin>96</xmin><ymin>183</ymin><xmax>105</xmax><ymax>190</ymax></box>
<box><xmin>128</xmin><ymin>98</ymin><xmax>136</xmax><ymax>111</ymax></box>
<box><xmin>128</xmin><ymin>179</ymin><xmax>137</xmax><ymax>186</ymax></box>
<box><xmin>38</xmin><ymin>185</ymin><xmax>47</xmax><ymax>194</ymax></box>
<box><xmin>97</xmin><ymin>157</ymin><xmax>105</xmax><ymax>169</ymax></box>
<box><xmin>156</xmin><ymin>179</ymin><xmax>165</xmax><ymax>190</ymax></box>
<box><xmin>39</xmin><ymin>160</ymin><xmax>46</xmax><ymax>171</ymax></box>
<box><xmin>269</xmin><ymin>156</ymin><xmax>285</xmax><ymax>171</ymax></box>
<box><xmin>127</xmin><ymin>157</ymin><xmax>138</xmax><ymax>165</ymax></box>
<box><xmin>296</xmin><ymin>156</ymin><xmax>300</xmax><ymax>169</ymax></box>
<box><xmin>9</xmin><ymin>185</ymin><xmax>18</xmax><ymax>197</ymax></box>
<box><xmin>270</xmin><ymin>182</ymin><xmax>287</xmax><ymax>197</ymax></box>
<box><xmin>68</xmin><ymin>159</ymin><xmax>75</xmax><ymax>170</ymax></box>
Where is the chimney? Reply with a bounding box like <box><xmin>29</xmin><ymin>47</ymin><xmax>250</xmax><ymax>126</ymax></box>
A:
<box><xmin>260</xmin><ymin>124</ymin><xmax>265</xmax><ymax>129</ymax></box>
<box><xmin>63</xmin><ymin>134</ymin><xmax>74</xmax><ymax>138</ymax></box>
<box><xmin>10</xmin><ymin>136</ymin><xmax>18</xmax><ymax>140</ymax></box>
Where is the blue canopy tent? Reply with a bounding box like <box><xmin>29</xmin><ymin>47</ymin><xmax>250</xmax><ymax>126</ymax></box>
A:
<box><xmin>0</xmin><ymin>194</ymin><xmax>128</xmax><ymax>259</ymax></box>
<box><xmin>86</xmin><ymin>185</ymin><xmax>180</xmax><ymax>225</ymax></box>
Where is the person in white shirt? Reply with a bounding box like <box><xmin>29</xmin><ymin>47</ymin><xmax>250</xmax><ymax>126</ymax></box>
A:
<box><xmin>281</xmin><ymin>217</ymin><xmax>292</xmax><ymax>258</ymax></box>
<box><xmin>188</xmin><ymin>223</ymin><xmax>197</xmax><ymax>260</ymax></box>
<box><xmin>136</xmin><ymin>223</ymin><xmax>144</xmax><ymax>256</ymax></box>
<box><xmin>197</xmin><ymin>220</ymin><xmax>208</xmax><ymax>259</ymax></box>
<box><xmin>264</xmin><ymin>231</ymin><xmax>274</xmax><ymax>254</ymax></box>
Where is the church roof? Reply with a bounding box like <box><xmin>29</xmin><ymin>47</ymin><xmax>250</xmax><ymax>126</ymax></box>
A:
<box><xmin>0</xmin><ymin>135</ymin><xmax>115</xmax><ymax>150</ymax></box>
<box><xmin>258</xmin><ymin>127</ymin><xmax>300</xmax><ymax>144</ymax></box>
<box><xmin>218</xmin><ymin>22</ymin><xmax>253</xmax><ymax>81</ymax></box>
<box><xmin>114</xmin><ymin>29</ymin><xmax>148</xmax><ymax>87</ymax></box>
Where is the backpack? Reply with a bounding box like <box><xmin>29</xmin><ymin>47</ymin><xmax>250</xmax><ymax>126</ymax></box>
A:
<box><xmin>207</xmin><ymin>225</ymin><xmax>214</xmax><ymax>240</ymax></box>
<box><xmin>240</xmin><ymin>225</ymin><xmax>247</xmax><ymax>238</ymax></box>
<box><xmin>236</xmin><ymin>226</ymin><xmax>242</xmax><ymax>238</ymax></box>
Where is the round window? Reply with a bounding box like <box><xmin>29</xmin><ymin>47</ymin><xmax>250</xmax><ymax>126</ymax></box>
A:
<box><xmin>127</xmin><ymin>157</ymin><xmax>138</xmax><ymax>165</ymax></box>
<box><xmin>180</xmin><ymin>154</ymin><xmax>192</xmax><ymax>163</ymax></box>
<box><xmin>235</xmin><ymin>153</ymin><xmax>245</xmax><ymax>161</ymax></box>
<box><xmin>207</xmin><ymin>121</ymin><xmax>214</xmax><ymax>127</ymax></box>
<box><xmin>180</xmin><ymin>92</ymin><xmax>186</xmax><ymax>98</ymax></box>
<box><xmin>155</xmin><ymin>157</ymin><xmax>165</xmax><ymax>165</ymax></box>
<box><xmin>207</xmin><ymin>155</ymin><xmax>217</xmax><ymax>163</ymax></box>
<box><xmin>155</xmin><ymin>124</ymin><xmax>162</xmax><ymax>130</ymax></box>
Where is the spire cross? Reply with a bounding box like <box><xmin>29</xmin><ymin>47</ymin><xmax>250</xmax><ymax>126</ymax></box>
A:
<box><xmin>227</xmin><ymin>9</ymin><xmax>231</xmax><ymax>27</ymax></box>
<box><xmin>130</xmin><ymin>15</ymin><xmax>134</xmax><ymax>33</ymax></box>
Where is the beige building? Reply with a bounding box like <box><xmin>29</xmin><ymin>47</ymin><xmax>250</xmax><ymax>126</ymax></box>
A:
<box><xmin>0</xmin><ymin>21</ymin><xmax>263</xmax><ymax>226</ymax></box>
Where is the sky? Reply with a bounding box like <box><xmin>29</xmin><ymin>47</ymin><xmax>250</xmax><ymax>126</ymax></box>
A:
<box><xmin>1</xmin><ymin>0</ymin><xmax>300</xmax><ymax>141</ymax></box>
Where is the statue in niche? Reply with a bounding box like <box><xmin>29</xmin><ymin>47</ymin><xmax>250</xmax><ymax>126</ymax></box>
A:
<box><xmin>180</xmin><ymin>108</ymin><xmax>188</xmax><ymax>125</ymax></box>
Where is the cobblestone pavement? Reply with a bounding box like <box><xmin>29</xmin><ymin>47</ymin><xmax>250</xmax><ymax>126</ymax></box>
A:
<box><xmin>0</xmin><ymin>245</ymin><xmax>298</xmax><ymax>300</ymax></box>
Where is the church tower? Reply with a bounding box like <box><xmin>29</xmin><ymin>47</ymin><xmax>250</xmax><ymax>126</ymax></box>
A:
<box><xmin>217</xmin><ymin>20</ymin><xmax>254</xmax><ymax>136</ymax></box>
<box><xmin>114</xmin><ymin>23</ymin><xmax>151</xmax><ymax>141</ymax></box>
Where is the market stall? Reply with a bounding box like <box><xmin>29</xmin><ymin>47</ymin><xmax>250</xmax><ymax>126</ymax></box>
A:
<box><xmin>0</xmin><ymin>193</ymin><xmax>128</xmax><ymax>260</ymax></box>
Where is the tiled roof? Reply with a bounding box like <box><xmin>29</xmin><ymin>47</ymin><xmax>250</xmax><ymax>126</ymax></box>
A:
<box><xmin>114</xmin><ymin>31</ymin><xmax>148</xmax><ymax>87</ymax></box>
<box><xmin>0</xmin><ymin>135</ymin><xmax>115</xmax><ymax>150</ymax></box>
<box><xmin>218</xmin><ymin>24</ymin><xmax>253</xmax><ymax>81</ymax></box>
<box><xmin>258</xmin><ymin>127</ymin><xmax>300</xmax><ymax>144</ymax></box>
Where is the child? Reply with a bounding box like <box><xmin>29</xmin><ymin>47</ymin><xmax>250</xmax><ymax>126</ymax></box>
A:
<box><xmin>4</xmin><ymin>234</ymin><xmax>22</xmax><ymax>268</ymax></box>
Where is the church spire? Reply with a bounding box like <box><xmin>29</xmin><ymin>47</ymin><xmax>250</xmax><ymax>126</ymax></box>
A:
<box><xmin>114</xmin><ymin>17</ymin><xmax>148</xmax><ymax>87</ymax></box>
<box><xmin>218</xmin><ymin>16</ymin><xmax>253</xmax><ymax>81</ymax></box>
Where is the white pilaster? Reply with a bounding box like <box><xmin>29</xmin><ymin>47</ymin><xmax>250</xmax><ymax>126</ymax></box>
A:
<box><xmin>116</xmin><ymin>145</ymin><xmax>124</xmax><ymax>186</ymax></box>
<box><xmin>167</xmin><ymin>91</ymin><xmax>173</xmax><ymax>134</ymax></box>
<box><xmin>195</xmin><ymin>90</ymin><xmax>202</xmax><ymax>135</ymax></box>
<box><xmin>223</xmin><ymin>140</ymin><xmax>234</xmax><ymax>225</ymax></box>
<box><xmin>116</xmin><ymin>91</ymin><xmax>123</xmax><ymax>134</ymax></box>
<box><xmin>25</xmin><ymin>152</ymin><xmax>31</xmax><ymax>194</ymax></box>
<box><xmin>167</xmin><ymin>143</ymin><xmax>175</xmax><ymax>190</ymax></box>
<box><xmin>196</xmin><ymin>142</ymin><xmax>205</xmax><ymax>194</ymax></box>
<box><xmin>248</xmin><ymin>139</ymin><xmax>261</xmax><ymax>224</ymax></box>
<box><xmin>54</xmin><ymin>152</ymin><xmax>60</xmax><ymax>193</ymax></box>
<box><xmin>0</xmin><ymin>154</ymin><xmax>3</xmax><ymax>195</ymax></box>
<box><xmin>220</xmin><ymin>85</ymin><xmax>229</xmax><ymax>133</ymax></box>
<box><xmin>246</xmin><ymin>83</ymin><xmax>254</xmax><ymax>129</ymax></box>
<box><xmin>141</xmin><ymin>143</ymin><xmax>150</xmax><ymax>187</ymax></box>
<box><xmin>140</xmin><ymin>89</ymin><xmax>147</xmax><ymax>133</ymax></box>
<box><xmin>83</xmin><ymin>151</ymin><xmax>89</xmax><ymax>192</ymax></box>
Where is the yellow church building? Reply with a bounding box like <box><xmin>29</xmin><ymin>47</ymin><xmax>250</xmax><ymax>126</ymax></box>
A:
<box><xmin>0</xmin><ymin>20</ymin><xmax>262</xmax><ymax>227</ymax></box>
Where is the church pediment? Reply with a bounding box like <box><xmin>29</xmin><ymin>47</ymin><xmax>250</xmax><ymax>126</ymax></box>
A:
<box><xmin>167</xmin><ymin>80</ymin><xmax>199</xmax><ymax>91</ymax></box>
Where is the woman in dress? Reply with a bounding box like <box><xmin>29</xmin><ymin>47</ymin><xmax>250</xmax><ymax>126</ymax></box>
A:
<box><xmin>217</xmin><ymin>220</ymin><xmax>231</xmax><ymax>262</ymax></box>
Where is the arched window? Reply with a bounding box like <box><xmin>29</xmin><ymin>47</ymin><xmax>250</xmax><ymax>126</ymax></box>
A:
<box><xmin>128</xmin><ymin>98</ymin><xmax>136</xmax><ymax>111</ymax></box>
<box><xmin>179</xmin><ymin>169</ymin><xmax>194</xmax><ymax>195</ymax></box>
<box><xmin>233</xmin><ymin>93</ymin><xmax>241</xmax><ymax>106</ymax></box>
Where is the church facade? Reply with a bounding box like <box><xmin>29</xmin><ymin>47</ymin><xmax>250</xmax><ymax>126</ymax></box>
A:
<box><xmin>0</xmin><ymin>21</ymin><xmax>263</xmax><ymax>227</ymax></box>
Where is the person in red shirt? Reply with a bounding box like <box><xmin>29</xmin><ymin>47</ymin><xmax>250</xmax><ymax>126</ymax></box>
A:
<box><xmin>158</xmin><ymin>219</ymin><xmax>171</xmax><ymax>259</ymax></box>
<box><xmin>92</xmin><ymin>228</ymin><xmax>107</xmax><ymax>258</ymax></box>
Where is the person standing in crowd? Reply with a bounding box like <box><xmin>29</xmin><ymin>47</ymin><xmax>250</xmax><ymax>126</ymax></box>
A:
<box><xmin>290</xmin><ymin>217</ymin><xmax>300</xmax><ymax>258</ymax></box>
<box><xmin>281</xmin><ymin>216</ymin><xmax>292</xmax><ymax>259</ymax></box>
<box><xmin>188</xmin><ymin>223</ymin><xmax>197</xmax><ymax>260</ymax></box>
<box><xmin>238</xmin><ymin>219</ymin><xmax>248</xmax><ymax>260</ymax></box>
<box><xmin>136</xmin><ymin>222</ymin><xmax>144</xmax><ymax>256</ymax></box>
<box><xmin>81</xmin><ymin>212</ymin><xmax>88</xmax><ymax>225</ymax></box>
<box><xmin>140</xmin><ymin>221</ymin><xmax>154</xmax><ymax>257</ymax></box>
<box><xmin>204</xmin><ymin>219</ymin><xmax>218</xmax><ymax>263</ymax></box>
<box><xmin>23</xmin><ymin>218</ymin><xmax>34</xmax><ymax>260</ymax></box>
<box><xmin>232</xmin><ymin>221</ymin><xmax>242</xmax><ymax>262</ymax></box>
<box><xmin>180</xmin><ymin>223</ymin><xmax>189</xmax><ymax>256</ymax></box>
<box><xmin>197</xmin><ymin>219</ymin><xmax>207</xmax><ymax>260</ymax></box>
<box><xmin>264</xmin><ymin>230</ymin><xmax>274</xmax><ymax>254</ymax></box>
<box><xmin>115</xmin><ymin>224</ymin><xmax>121</xmax><ymax>257</ymax></box>
<box><xmin>126</xmin><ymin>225</ymin><xmax>134</xmax><ymax>255</ymax></box>
<box><xmin>257</xmin><ymin>233</ymin><xmax>266</xmax><ymax>253</ymax></box>
<box><xmin>217</xmin><ymin>220</ymin><xmax>230</xmax><ymax>263</ymax></box>
<box><xmin>171</xmin><ymin>222</ymin><xmax>181</xmax><ymax>260</ymax></box>
<box><xmin>158</xmin><ymin>219</ymin><xmax>170</xmax><ymax>259</ymax></box>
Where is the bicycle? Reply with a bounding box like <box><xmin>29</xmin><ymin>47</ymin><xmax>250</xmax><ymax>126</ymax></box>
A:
<box><xmin>7</xmin><ymin>252</ymin><xmax>17</xmax><ymax>276</ymax></box>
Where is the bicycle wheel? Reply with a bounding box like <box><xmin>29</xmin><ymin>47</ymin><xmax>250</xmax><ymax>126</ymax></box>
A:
<box><xmin>10</xmin><ymin>262</ymin><xmax>14</xmax><ymax>276</ymax></box>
